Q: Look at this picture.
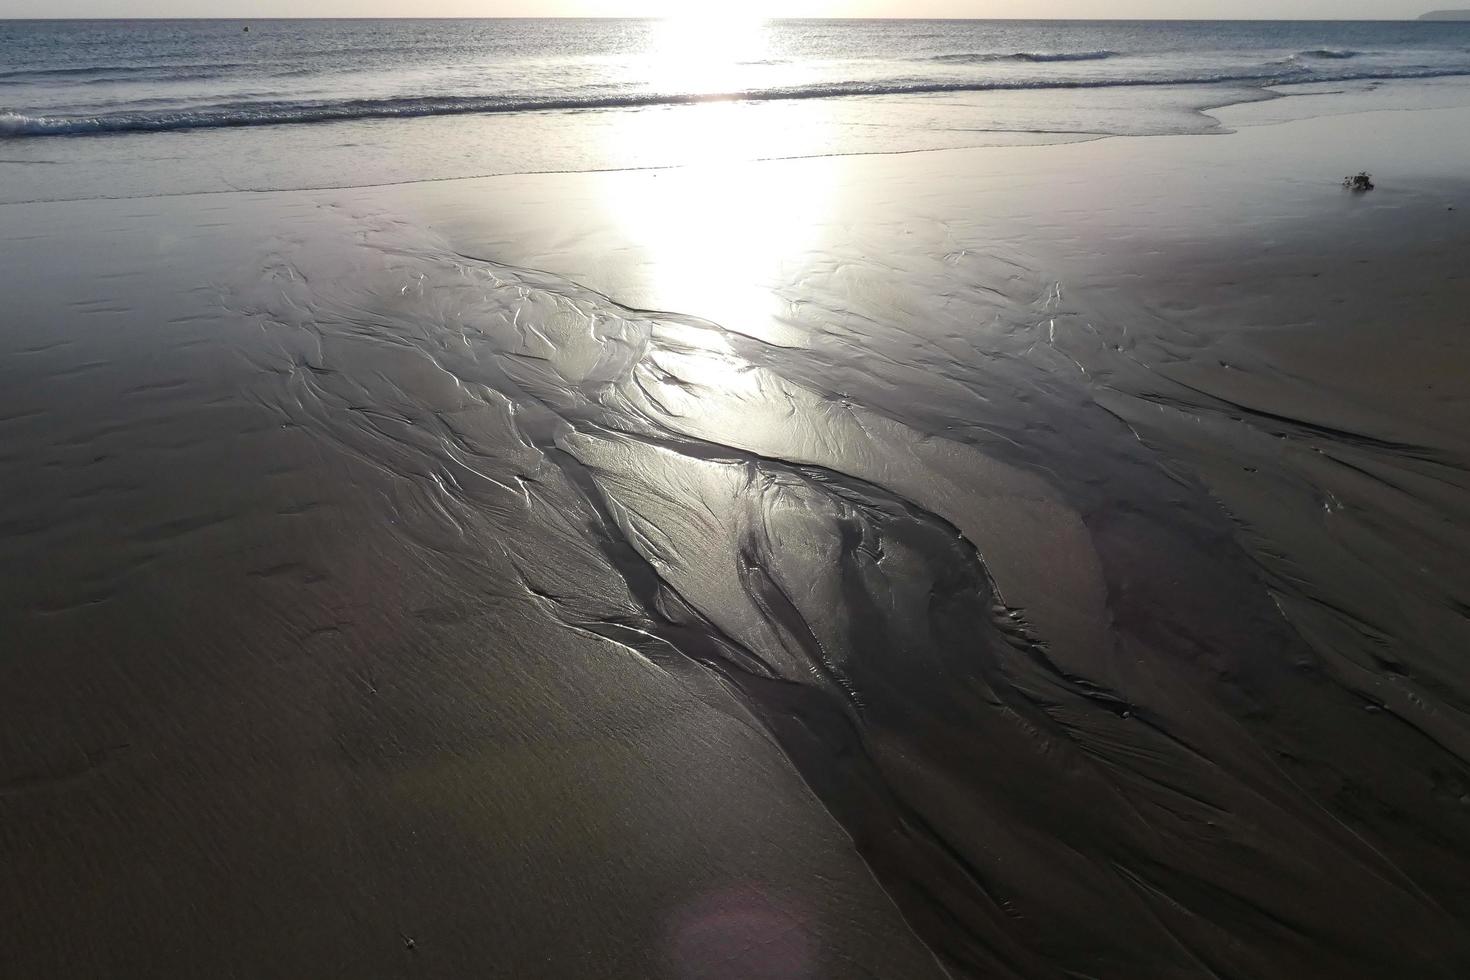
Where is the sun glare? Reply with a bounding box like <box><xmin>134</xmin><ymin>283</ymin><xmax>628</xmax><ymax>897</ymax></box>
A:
<box><xmin>647</xmin><ymin>10</ymin><xmax>771</xmax><ymax>95</ymax></box>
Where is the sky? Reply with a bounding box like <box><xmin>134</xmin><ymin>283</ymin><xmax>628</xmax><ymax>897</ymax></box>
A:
<box><xmin>0</xmin><ymin>0</ymin><xmax>1446</xmax><ymax>19</ymax></box>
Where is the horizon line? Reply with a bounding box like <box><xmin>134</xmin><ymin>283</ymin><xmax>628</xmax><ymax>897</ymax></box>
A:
<box><xmin>0</xmin><ymin>15</ymin><xmax>1455</xmax><ymax>22</ymax></box>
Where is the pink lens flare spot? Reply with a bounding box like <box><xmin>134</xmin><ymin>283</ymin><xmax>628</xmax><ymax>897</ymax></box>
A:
<box><xmin>666</xmin><ymin>885</ymin><xmax>815</xmax><ymax>979</ymax></box>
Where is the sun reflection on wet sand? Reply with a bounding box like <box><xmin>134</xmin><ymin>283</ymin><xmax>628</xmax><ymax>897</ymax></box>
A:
<box><xmin>599</xmin><ymin>128</ymin><xmax>837</xmax><ymax>347</ymax></box>
<box><xmin>587</xmin><ymin>14</ymin><xmax>841</xmax><ymax>348</ymax></box>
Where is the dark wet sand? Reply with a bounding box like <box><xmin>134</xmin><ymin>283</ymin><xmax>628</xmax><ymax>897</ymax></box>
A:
<box><xmin>4</xmin><ymin>99</ymin><xmax>1470</xmax><ymax>979</ymax></box>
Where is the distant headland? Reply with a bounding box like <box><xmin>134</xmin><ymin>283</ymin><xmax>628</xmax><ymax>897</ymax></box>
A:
<box><xmin>1420</xmin><ymin>9</ymin><xmax>1470</xmax><ymax>18</ymax></box>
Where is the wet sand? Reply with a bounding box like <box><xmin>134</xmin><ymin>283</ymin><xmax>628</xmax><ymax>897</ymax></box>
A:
<box><xmin>4</xmin><ymin>94</ymin><xmax>1470</xmax><ymax>978</ymax></box>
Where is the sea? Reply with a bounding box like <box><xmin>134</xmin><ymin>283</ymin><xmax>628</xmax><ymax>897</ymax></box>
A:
<box><xmin>3</xmin><ymin>18</ymin><xmax>1470</xmax><ymax>200</ymax></box>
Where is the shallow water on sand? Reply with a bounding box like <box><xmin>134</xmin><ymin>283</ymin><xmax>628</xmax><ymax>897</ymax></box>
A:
<box><xmin>3</xmin><ymin>91</ymin><xmax>1470</xmax><ymax>978</ymax></box>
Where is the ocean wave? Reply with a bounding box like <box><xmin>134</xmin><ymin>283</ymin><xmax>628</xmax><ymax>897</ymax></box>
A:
<box><xmin>1297</xmin><ymin>49</ymin><xmax>1361</xmax><ymax>59</ymax></box>
<box><xmin>931</xmin><ymin>50</ymin><xmax>1119</xmax><ymax>64</ymax></box>
<box><xmin>0</xmin><ymin>61</ymin><xmax>252</xmax><ymax>82</ymax></box>
<box><xmin>0</xmin><ymin>63</ymin><xmax>154</xmax><ymax>81</ymax></box>
<box><xmin>78</xmin><ymin>70</ymin><xmax>230</xmax><ymax>86</ymax></box>
<box><xmin>6</xmin><ymin>66</ymin><xmax>1470</xmax><ymax>138</ymax></box>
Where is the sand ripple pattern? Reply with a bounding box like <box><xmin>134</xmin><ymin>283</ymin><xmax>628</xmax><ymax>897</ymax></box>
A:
<box><xmin>222</xmin><ymin>213</ymin><xmax>1470</xmax><ymax>979</ymax></box>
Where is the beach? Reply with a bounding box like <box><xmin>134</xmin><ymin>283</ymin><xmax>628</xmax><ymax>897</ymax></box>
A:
<box><xmin>4</xmin><ymin>21</ymin><xmax>1470</xmax><ymax>978</ymax></box>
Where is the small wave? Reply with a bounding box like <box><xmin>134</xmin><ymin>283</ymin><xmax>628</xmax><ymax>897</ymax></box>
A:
<box><xmin>0</xmin><ymin>64</ymin><xmax>153</xmax><ymax>81</ymax></box>
<box><xmin>1</xmin><ymin>113</ymin><xmax>83</xmax><ymax>136</ymax></box>
<box><xmin>77</xmin><ymin>70</ymin><xmax>228</xmax><ymax>86</ymax></box>
<box><xmin>7</xmin><ymin>66</ymin><xmax>1470</xmax><ymax>139</ymax></box>
<box><xmin>1298</xmin><ymin>49</ymin><xmax>1361</xmax><ymax>60</ymax></box>
<box><xmin>931</xmin><ymin>50</ymin><xmax>1119</xmax><ymax>64</ymax></box>
<box><xmin>0</xmin><ymin>61</ymin><xmax>252</xmax><ymax>82</ymax></box>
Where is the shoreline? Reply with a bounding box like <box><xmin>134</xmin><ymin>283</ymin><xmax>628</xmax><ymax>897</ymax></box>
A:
<box><xmin>4</xmin><ymin>74</ymin><xmax>1470</xmax><ymax>206</ymax></box>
